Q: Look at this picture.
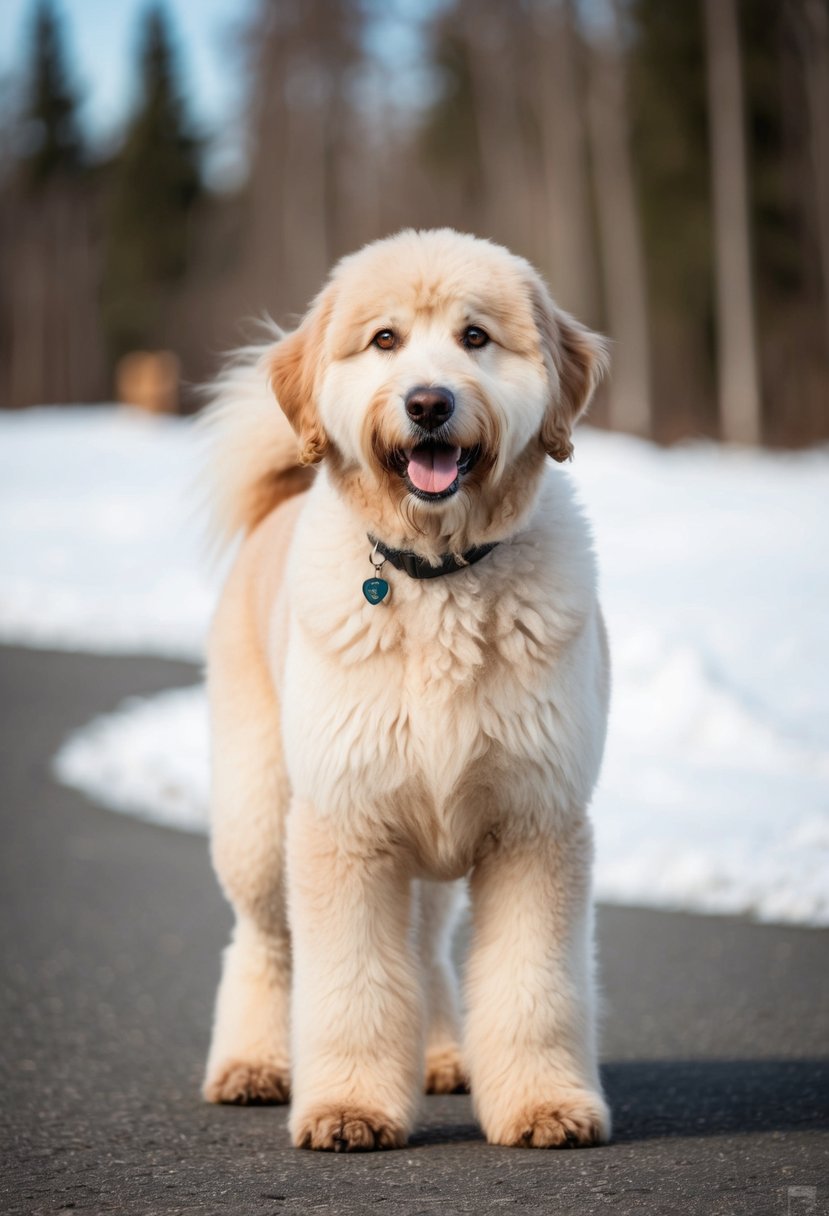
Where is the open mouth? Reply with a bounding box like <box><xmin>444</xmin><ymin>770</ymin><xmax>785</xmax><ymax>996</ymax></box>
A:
<box><xmin>393</xmin><ymin>441</ymin><xmax>482</xmax><ymax>501</ymax></box>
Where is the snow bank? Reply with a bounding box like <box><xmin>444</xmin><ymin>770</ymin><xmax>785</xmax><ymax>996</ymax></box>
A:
<box><xmin>0</xmin><ymin>407</ymin><xmax>213</xmax><ymax>658</ymax></box>
<box><xmin>54</xmin><ymin>687</ymin><xmax>210</xmax><ymax>835</ymax></box>
<box><xmin>3</xmin><ymin>407</ymin><xmax>828</xmax><ymax>924</ymax></box>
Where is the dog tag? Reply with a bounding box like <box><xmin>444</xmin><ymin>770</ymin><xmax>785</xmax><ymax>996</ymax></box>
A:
<box><xmin>362</xmin><ymin>577</ymin><xmax>389</xmax><ymax>605</ymax></box>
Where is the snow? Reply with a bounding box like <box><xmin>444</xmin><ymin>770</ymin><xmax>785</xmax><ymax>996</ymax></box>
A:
<box><xmin>0</xmin><ymin>407</ymin><xmax>213</xmax><ymax>658</ymax></box>
<box><xmin>2</xmin><ymin>407</ymin><xmax>827</xmax><ymax>924</ymax></box>
<box><xmin>54</xmin><ymin>687</ymin><xmax>210</xmax><ymax>835</ymax></box>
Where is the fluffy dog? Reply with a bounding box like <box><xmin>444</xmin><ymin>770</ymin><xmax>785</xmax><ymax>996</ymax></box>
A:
<box><xmin>201</xmin><ymin>228</ymin><xmax>611</xmax><ymax>1151</ymax></box>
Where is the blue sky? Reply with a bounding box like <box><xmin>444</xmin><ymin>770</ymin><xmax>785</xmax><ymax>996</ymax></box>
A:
<box><xmin>0</xmin><ymin>0</ymin><xmax>257</xmax><ymax>185</ymax></box>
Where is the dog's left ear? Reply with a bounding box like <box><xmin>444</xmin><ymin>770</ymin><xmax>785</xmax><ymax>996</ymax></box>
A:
<box><xmin>532</xmin><ymin>280</ymin><xmax>610</xmax><ymax>463</ymax></box>
<box><xmin>268</xmin><ymin>284</ymin><xmax>336</xmax><ymax>466</ymax></box>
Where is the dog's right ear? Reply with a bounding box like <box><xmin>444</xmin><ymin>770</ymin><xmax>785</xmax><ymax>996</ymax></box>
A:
<box><xmin>531</xmin><ymin>278</ymin><xmax>609</xmax><ymax>463</ymax></box>
<box><xmin>268</xmin><ymin>286</ymin><xmax>335</xmax><ymax>466</ymax></box>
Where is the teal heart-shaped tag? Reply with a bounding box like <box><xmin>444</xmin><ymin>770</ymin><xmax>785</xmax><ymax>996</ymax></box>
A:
<box><xmin>362</xmin><ymin>577</ymin><xmax>389</xmax><ymax>605</ymax></box>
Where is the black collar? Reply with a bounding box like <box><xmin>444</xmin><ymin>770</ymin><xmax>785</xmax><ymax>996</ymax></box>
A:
<box><xmin>368</xmin><ymin>534</ymin><xmax>498</xmax><ymax>580</ymax></box>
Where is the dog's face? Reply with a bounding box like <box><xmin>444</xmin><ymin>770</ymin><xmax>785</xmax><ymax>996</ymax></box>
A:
<box><xmin>270</xmin><ymin>229</ymin><xmax>607</xmax><ymax>551</ymax></box>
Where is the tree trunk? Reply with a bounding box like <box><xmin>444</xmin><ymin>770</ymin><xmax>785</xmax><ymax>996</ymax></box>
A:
<box><xmin>463</xmin><ymin>0</ymin><xmax>537</xmax><ymax>249</ymax></box>
<box><xmin>703</xmin><ymin>0</ymin><xmax>762</xmax><ymax>444</ymax></box>
<box><xmin>586</xmin><ymin>3</ymin><xmax>653</xmax><ymax>436</ymax></box>
<box><xmin>532</xmin><ymin>0</ymin><xmax>599</xmax><ymax>321</ymax></box>
<box><xmin>796</xmin><ymin>0</ymin><xmax>829</xmax><ymax>355</ymax></box>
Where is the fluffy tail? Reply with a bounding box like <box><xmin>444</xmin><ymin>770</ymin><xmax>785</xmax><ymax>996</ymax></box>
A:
<box><xmin>198</xmin><ymin>336</ymin><xmax>313</xmax><ymax>552</ymax></box>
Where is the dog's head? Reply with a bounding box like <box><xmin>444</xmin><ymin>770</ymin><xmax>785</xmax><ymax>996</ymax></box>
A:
<box><xmin>269</xmin><ymin>229</ymin><xmax>607</xmax><ymax>551</ymax></box>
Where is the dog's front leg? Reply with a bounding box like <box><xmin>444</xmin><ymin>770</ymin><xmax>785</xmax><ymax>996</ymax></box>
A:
<box><xmin>465</xmin><ymin>817</ymin><xmax>611</xmax><ymax>1148</ymax></box>
<box><xmin>287</xmin><ymin>802</ymin><xmax>422</xmax><ymax>1151</ymax></box>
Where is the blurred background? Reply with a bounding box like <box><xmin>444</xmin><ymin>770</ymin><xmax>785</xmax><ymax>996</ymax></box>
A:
<box><xmin>1</xmin><ymin>0</ymin><xmax>827</xmax><ymax>445</ymax></box>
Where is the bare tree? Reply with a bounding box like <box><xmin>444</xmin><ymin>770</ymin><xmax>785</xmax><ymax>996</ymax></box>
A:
<box><xmin>530</xmin><ymin>0</ymin><xmax>599</xmax><ymax>321</ymax></box>
<box><xmin>586</xmin><ymin>0</ymin><xmax>652</xmax><ymax>435</ymax></box>
<box><xmin>703</xmin><ymin>0</ymin><xmax>762</xmax><ymax>444</ymax></box>
<box><xmin>237</xmin><ymin>0</ymin><xmax>363</xmax><ymax>319</ymax></box>
<box><xmin>460</xmin><ymin>0</ymin><xmax>539</xmax><ymax>250</ymax></box>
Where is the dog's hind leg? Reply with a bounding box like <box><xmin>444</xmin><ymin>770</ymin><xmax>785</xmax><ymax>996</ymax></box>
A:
<box><xmin>418</xmin><ymin>879</ymin><xmax>468</xmax><ymax>1094</ymax></box>
<box><xmin>202</xmin><ymin>575</ymin><xmax>292</xmax><ymax>1105</ymax></box>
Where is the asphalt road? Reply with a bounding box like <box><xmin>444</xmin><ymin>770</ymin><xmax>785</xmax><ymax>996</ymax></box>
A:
<box><xmin>0</xmin><ymin>646</ymin><xmax>827</xmax><ymax>1216</ymax></box>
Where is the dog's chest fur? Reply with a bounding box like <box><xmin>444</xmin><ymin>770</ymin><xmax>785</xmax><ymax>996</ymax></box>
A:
<box><xmin>277</xmin><ymin>475</ymin><xmax>605</xmax><ymax>878</ymax></box>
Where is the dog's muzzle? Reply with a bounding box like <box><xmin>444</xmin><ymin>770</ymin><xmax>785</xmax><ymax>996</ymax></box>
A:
<box><xmin>391</xmin><ymin>438</ymin><xmax>482</xmax><ymax>501</ymax></box>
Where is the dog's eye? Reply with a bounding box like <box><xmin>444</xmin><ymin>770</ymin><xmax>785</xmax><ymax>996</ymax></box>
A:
<box><xmin>461</xmin><ymin>326</ymin><xmax>490</xmax><ymax>350</ymax></box>
<box><xmin>372</xmin><ymin>329</ymin><xmax>397</xmax><ymax>351</ymax></box>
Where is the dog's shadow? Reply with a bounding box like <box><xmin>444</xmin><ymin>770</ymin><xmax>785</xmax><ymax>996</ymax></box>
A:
<box><xmin>604</xmin><ymin>1058</ymin><xmax>829</xmax><ymax>1143</ymax></box>
<box><xmin>409</xmin><ymin>1059</ymin><xmax>829</xmax><ymax>1147</ymax></box>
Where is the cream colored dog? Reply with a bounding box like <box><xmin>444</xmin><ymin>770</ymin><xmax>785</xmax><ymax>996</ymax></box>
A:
<box><xmin>201</xmin><ymin>228</ymin><xmax>611</xmax><ymax>1152</ymax></box>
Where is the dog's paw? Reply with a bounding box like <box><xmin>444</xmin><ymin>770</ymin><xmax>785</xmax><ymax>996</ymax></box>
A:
<box><xmin>292</xmin><ymin>1104</ymin><xmax>407</xmax><ymax>1152</ymax></box>
<box><xmin>203</xmin><ymin>1060</ymin><xmax>290</xmax><ymax>1105</ymax></box>
<box><xmin>425</xmin><ymin>1045</ymin><xmax>469</xmax><ymax>1094</ymax></box>
<box><xmin>487</xmin><ymin>1091</ymin><xmax>610</xmax><ymax>1148</ymax></box>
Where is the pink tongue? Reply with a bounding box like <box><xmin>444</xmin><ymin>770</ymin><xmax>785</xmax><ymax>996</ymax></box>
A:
<box><xmin>406</xmin><ymin>446</ymin><xmax>461</xmax><ymax>494</ymax></box>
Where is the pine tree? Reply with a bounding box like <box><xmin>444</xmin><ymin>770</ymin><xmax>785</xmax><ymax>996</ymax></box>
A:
<box><xmin>20</xmin><ymin>0</ymin><xmax>84</xmax><ymax>189</ymax></box>
<box><xmin>102</xmin><ymin>4</ymin><xmax>201</xmax><ymax>359</ymax></box>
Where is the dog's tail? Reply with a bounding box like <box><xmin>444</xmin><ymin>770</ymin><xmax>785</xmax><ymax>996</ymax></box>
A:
<box><xmin>198</xmin><ymin>333</ymin><xmax>312</xmax><ymax>553</ymax></box>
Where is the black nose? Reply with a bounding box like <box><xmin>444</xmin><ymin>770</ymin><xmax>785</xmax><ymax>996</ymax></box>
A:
<box><xmin>405</xmin><ymin>386</ymin><xmax>455</xmax><ymax>431</ymax></box>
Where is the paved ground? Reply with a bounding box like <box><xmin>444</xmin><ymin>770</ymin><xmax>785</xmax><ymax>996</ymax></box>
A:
<box><xmin>0</xmin><ymin>646</ymin><xmax>827</xmax><ymax>1216</ymax></box>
